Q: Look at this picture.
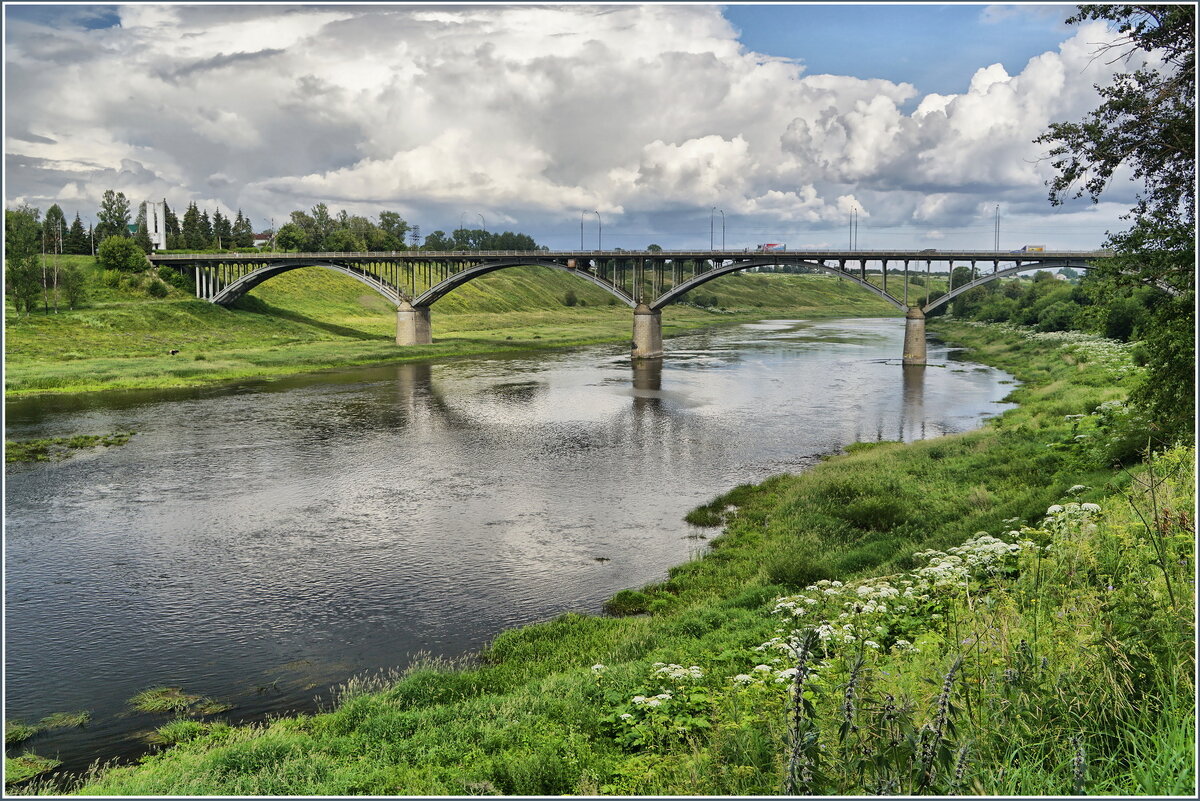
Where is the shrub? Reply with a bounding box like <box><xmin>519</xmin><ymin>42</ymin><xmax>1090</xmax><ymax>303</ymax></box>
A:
<box><xmin>100</xmin><ymin>269</ymin><xmax>122</xmax><ymax>288</ymax></box>
<box><xmin>97</xmin><ymin>235</ymin><xmax>148</xmax><ymax>272</ymax></box>
<box><xmin>157</xmin><ymin>264</ymin><xmax>189</xmax><ymax>290</ymax></box>
<box><xmin>60</xmin><ymin>266</ymin><xmax>87</xmax><ymax>309</ymax></box>
<box><xmin>563</xmin><ymin>289</ymin><xmax>578</xmax><ymax>307</ymax></box>
<box><xmin>146</xmin><ymin>279</ymin><xmax>169</xmax><ymax>298</ymax></box>
<box><xmin>604</xmin><ymin>589</ymin><xmax>652</xmax><ymax>616</ymax></box>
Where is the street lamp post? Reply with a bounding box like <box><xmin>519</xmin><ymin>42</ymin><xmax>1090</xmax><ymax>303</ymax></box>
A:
<box><xmin>710</xmin><ymin>206</ymin><xmax>716</xmax><ymax>250</ymax></box>
<box><xmin>580</xmin><ymin>211</ymin><xmax>585</xmax><ymax>250</ymax></box>
<box><xmin>594</xmin><ymin>211</ymin><xmax>601</xmax><ymax>250</ymax></box>
<box><xmin>478</xmin><ymin>213</ymin><xmax>485</xmax><ymax>231</ymax></box>
<box><xmin>719</xmin><ymin>209</ymin><xmax>725</xmax><ymax>250</ymax></box>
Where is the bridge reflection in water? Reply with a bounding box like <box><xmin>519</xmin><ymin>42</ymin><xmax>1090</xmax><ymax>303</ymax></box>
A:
<box><xmin>150</xmin><ymin>248</ymin><xmax>1108</xmax><ymax>363</ymax></box>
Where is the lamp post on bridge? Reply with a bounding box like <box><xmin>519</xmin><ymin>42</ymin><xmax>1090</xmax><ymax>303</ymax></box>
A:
<box><xmin>580</xmin><ymin>211</ymin><xmax>585</xmax><ymax>250</ymax></box>
<box><xmin>594</xmin><ymin>210</ymin><xmax>601</xmax><ymax>250</ymax></box>
<box><xmin>478</xmin><ymin>213</ymin><xmax>485</xmax><ymax>231</ymax></box>
<box><xmin>719</xmin><ymin>209</ymin><xmax>725</xmax><ymax>250</ymax></box>
<box><xmin>710</xmin><ymin>206</ymin><xmax>716</xmax><ymax>250</ymax></box>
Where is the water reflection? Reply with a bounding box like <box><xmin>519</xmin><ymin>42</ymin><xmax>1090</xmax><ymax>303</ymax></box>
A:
<box><xmin>900</xmin><ymin>364</ymin><xmax>927</xmax><ymax>442</ymax></box>
<box><xmin>4</xmin><ymin>317</ymin><xmax>1014</xmax><ymax>775</ymax></box>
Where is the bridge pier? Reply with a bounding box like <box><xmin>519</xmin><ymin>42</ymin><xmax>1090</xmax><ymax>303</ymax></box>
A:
<box><xmin>632</xmin><ymin>303</ymin><xmax>663</xmax><ymax>359</ymax></box>
<box><xmin>902</xmin><ymin>307</ymin><xmax>926</xmax><ymax>365</ymax></box>
<box><xmin>396</xmin><ymin>301</ymin><xmax>432</xmax><ymax>346</ymax></box>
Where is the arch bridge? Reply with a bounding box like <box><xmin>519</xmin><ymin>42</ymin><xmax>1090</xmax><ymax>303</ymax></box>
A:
<box><xmin>149</xmin><ymin>248</ymin><xmax>1110</xmax><ymax>363</ymax></box>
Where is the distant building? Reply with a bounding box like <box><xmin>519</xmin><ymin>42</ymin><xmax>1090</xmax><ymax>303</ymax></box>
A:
<box><xmin>253</xmin><ymin>233</ymin><xmax>272</xmax><ymax>248</ymax></box>
<box><xmin>146</xmin><ymin>200</ymin><xmax>167</xmax><ymax>250</ymax></box>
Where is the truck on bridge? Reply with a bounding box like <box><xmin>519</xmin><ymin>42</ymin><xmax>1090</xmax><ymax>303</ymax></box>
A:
<box><xmin>756</xmin><ymin>243</ymin><xmax>786</xmax><ymax>252</ymax></box>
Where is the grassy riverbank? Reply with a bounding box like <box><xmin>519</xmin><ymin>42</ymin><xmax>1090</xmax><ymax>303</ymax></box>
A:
<box><xmin>14</xmin><ymin>321</ymin><xmax>1189</xmax><ymax>796</ymax></box>
<box><xmin>3</xmin><ymin>256</ymin><xmax>896</xmax><ymax>397</ymax></box>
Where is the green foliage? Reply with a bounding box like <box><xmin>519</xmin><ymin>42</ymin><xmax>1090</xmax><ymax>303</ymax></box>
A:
<box><xmin>95</xmin><ymin>189</ymin><xmax>131</xmax><ymax>240</ymax></box>
<box><xmin>146</xmin><ymin>278</ymin><xmax>170</xmax><ymax>298</ymax></box>
<box><xmin>39</xmin><ymin>710</ymin><xmax>91</xmax><ymax>729</ymax></box>
<box><xmin>4</xmin><ymin>753</ymin><xmax>62</xmax><ymax>786</ymax></box>
<box><xmin>1035</xmin><ymin>4</ymin><xmax>1195</xmax><ymax>437</ymax></box>
<box><xmin>274</xmin><ymin>222</ymin><xmax>305</xmax><ymax>251</ymax></box>
<box><xmin>158</xmin><ymin>264</ymin><xmax>192</xmax><ymax>291</ymax></box>
<box><xmin>5</xmin><ymin>206</ymin><xmax>43</xmax><ymax>314</ymax></box>
<box><xmin>1127</xmin><ymin>294</ymin><xmax>1195</xmax><ymax>443</ymax></box>
<box><xmin>60</xmin><ymin>265</ymin><xmax>87</xmax><ymax>309</ymax></box>
<box><xmin>764</xmin><ymin>543</ymin><xmax>834</xmax><ymax>589</ymax></box>
<box><xmin>604</xmin><ymin>589</ymin><xmax>652</xmax><ymax>616</ymax></box>
<box><xmin>5</xmin><ymin>431</ymin><xmax>134</xmax><ymax>463</ymax></box>
<box><xmin>128</xmin><ymin>687</ymin><xmax>204</xmax><ymax>713</ymax></box>
<box><xmin>97</xmin><ymin>235</ymin><xmax>149</xmax><ymax>272</ymax></box>
<box><xmin>562</xmin><ymin>289</ymin><xmax>578</xmax><ymax>307</ymax></box>
<box><xmin>66</xmin><ymin>212</ymin><xmax>89</xmax><ymax>255</ymax></box>
<box><xmin>5</xmin><ymin>720</ymin><xmax>39</xmax><ymax>746</ymax></box>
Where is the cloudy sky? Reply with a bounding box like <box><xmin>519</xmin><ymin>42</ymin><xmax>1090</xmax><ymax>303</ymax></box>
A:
<box><xmin>5</xmin><ymin>2</ymin><xmax>1144</xmax><ymax>250</ymax></box>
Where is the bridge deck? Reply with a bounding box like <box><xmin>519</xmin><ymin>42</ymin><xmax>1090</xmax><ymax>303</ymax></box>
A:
<box><xmin>150</xmin><ymin>248</ymin><xmax>1112</xmax><ymax>263</ymax></box>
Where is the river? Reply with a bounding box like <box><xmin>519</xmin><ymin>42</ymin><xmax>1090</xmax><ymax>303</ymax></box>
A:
<box><xmin>4</xmin><ymin>317</ymin><xmax>1015</xmax><ymax>775</ymax></box>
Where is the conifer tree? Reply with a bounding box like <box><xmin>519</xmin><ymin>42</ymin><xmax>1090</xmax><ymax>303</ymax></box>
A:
<box><xmin>66</xmin><ymin>212</ymin><xmax>88</xmax><ymax>255</ymax></box>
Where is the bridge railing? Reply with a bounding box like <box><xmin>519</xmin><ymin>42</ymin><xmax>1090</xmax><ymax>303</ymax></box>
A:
<box><xmin>151</xmin><ymin>248</ymin><xmax>1113</xmax><ymax>260</ymax></box>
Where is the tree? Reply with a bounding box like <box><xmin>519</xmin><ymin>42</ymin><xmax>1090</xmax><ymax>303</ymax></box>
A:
<box><xmin>213</xmin><ymin>208</ymin><xmax>232</xmax><ymax>249</ymax></box>
<box><xmin>288</xmin><ymin>210</ymin><xmax>320</xmax><ymax>251</ymax></box>
<box><xmin>182</xmin><ymin>202</ymin><xmax>204</xmax><ymax>249</ymax></box>
<box><xmin>1035</xmin><ymin>4</ymin><xmax>1195</xmax><ymax>439</ymax></box>
<box><xmin>60</xmin><ymin>265</ymin><xmax>87</xmax><ymax>309</ymax></box>
<box><xmin>43</xmin><ymin>204</ymin><xmax>67</xmax><ymax>254</ymax></box>
<box><xmin>134</xmin><ymin>202</ymin><xmax>154</xmax><ymax>254</ymax></box>
<box><xmin>163</xmin><ymin>200</ymin><xmax>184</xmax><ymax>249</ymax></box>
<box><xmin>378</xmin><ymin>211</ymin><xmax>409</xmax><ymax>249</ymax></box>
<box><xmin>5</xmin><ymin>206</ymin><xmax>43</xmax><ymax>314</ymax></box>
<box><xmin>232</xmin><ymin>210</ymin><xmax>254</xmax><ymax>248</ymax></box>
<box><xmin>98</xmin><ymin>235</ymin><xmax>149</xmax><ymax>272</ymax></box>
<box><xmin>422</xmin><ymin>230</ymin><xmax>453</xmax><ymax>251</ymax></box>
<box><xmin>66</xmin><ymin>212</ymin><xmax>88</xmax><ymax>255</ymax></box>
<box><xmin>96</xmin><ymin>189</ymin><xmax>131</xmax><ymax>239</ymax></box>
<box><xmin>199</xmin><ymin>209</ymin><xmax>213</xmax><ymax>247</ymax></box>
<box><xmin>275</xmin><ymin>222</ymin><xmax>305</xmax><ymax>251</ymax></box>
<box><xmin>323</xmin><ymin>228</ymin><xmax>366</xmax><ymax>252</ymax></box>
<box><xmin>310</xmin><ymin>203</ymin><xmax>336</xmax><ymax>249</ymax></box>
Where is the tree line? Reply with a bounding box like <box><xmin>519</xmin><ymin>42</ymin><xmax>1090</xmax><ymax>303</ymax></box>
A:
<box><xmin>271</xmin><ymin>203</ymin><xmax>540</xmax><ymax>253</ymax></box>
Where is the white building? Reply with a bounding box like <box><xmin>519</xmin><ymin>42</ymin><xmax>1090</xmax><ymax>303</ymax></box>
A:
<box><xmin>146</xmin><ymin>200</ymin><xmax>167</xmax><ymax>250</ymax></box>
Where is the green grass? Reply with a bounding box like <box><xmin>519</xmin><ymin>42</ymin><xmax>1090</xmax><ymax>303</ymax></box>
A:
<box><xmin>5</xmin><ymin>433</ymin><xmax>134</xmax><ymax>464</ymax></box>
<box><xmin>4</xmin><ymin>754</ymin><xmax>62</xmax><ymax>786</ymax></box>
<box><xmin>42</xmin><ymin>321</ymin><xmax>1189</xmax><ymax>797</ymax></box>
<box><xmin>127</xmin><ymin>688</ymin><xmax>203</xmax><ymax>715</ymax></box>
<box><xmin>5</xmin><ymin>720</ymin><xmax>39</xmax><ymax>747</ymax></box>
<box><xmin>36</xmin><ymin>711</ymin><xmax>91</xmax><ymax>730</ymax></box>
<box><xmin>5</xmin><ymin>256</ymin><xmax>897</xmax><ymax>397</ymax></box>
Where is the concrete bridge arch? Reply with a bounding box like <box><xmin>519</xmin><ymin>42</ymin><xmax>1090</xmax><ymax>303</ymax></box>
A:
<box><xmin>207</xmin><ymin>259</ymin><xmax>405</xmax><ymax>307</ymax></box>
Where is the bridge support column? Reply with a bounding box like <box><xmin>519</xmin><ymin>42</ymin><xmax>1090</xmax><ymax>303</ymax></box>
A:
<box><xmin>632</xmin><ymin>303</ymin><xmax>663</xmax><ymax>359</ymax></box>
<box><xmin>902</xmin><ymin>307</ymin><xmax>927</xmax><ymax>365</ymax></box>
<box><xmin>396</xmin><ymin>301</ymin><xmax>432</xmax><ymax>346</ymax></box>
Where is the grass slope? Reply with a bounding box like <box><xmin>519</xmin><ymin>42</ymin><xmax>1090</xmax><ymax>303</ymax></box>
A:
<box><xmin>4</xmin><ymin>256</ymin><xmax>896</xmax><ymax>396</ymax></box>
<box><xmin>24</xmin><ymin>321</ymin><xmax>1190</xmax><ymax>796</ymax></box>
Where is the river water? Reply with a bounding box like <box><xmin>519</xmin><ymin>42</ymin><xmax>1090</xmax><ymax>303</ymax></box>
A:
<box><xmin>4</xmin><ymin>317</ymin><xmax>1014</xmax><ymax>774</ymax></box>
